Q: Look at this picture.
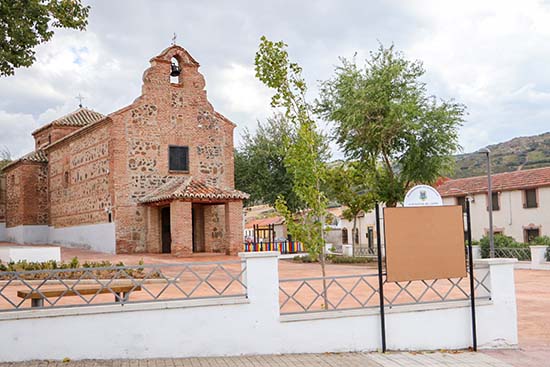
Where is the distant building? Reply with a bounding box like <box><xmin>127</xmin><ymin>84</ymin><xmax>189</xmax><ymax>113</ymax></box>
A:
<box><xmin>436</xmin><ymin>167</ymin><xmax>550</xmax><ymax>242</ymax></box>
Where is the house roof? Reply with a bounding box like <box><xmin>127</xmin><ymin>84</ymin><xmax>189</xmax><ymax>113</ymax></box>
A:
<box><xmin>436</xmin><ymin>166</ymin><xmax>550</xmax><ymax>197</ymax></box>
<box><xmin>245</xmin><ymin>216</ymin><xmax>285</xmax><ymax>229</ymax></box>
<box><xmin>32</xmin><ymin>108</ymin><xmax>105</xmax><ymax>135</ymax></box>
<box><xmin>139</xmin><ymin>176</ymin><xmax>249</xmax><ymax>204</ymax></box>
<box><xmin>1</xmin><ymin>150</ymin><xmax>48</xmax><ymax>171</ymax></box>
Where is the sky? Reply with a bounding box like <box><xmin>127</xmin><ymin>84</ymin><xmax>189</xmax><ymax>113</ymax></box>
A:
<box><xmin>1</xmin><ymin>0</ymin><xmax>550</xmax><ymax>159</ymax></box>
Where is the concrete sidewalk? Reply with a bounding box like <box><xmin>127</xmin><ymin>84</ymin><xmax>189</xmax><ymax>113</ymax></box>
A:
<box><xmin>0</xmin><ymin>352</ymin><xmax>512</xmax><ymax>367</ymax></box>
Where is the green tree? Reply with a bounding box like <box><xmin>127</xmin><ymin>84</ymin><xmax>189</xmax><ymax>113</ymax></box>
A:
<box><xmin>318</xmin><ymin>45</ymin><xmax>465</xmax><ymax>206</ymax></box>
<box><xmin>234</xmin><ymin>114</ymin><xmax>301</xmax><ymax>210</ymax></box>
<box><xmin>255</xmin><ymin>36</ymin><xmax>330</xmax><ymax>291</ymax></box>
<box><xmin>327</xmin><ymin>162</ymin><xmax>375</xmax><ymax>250</ymax></box>
<box><xmin>0</xmin><ymin>0</ymin><xmax>90</xmax><ymax>76</ymax></box>
<box><xmin>0</xmin><ymin>146</ymin><xmax>11</xmax><ymax>169</ymax></box>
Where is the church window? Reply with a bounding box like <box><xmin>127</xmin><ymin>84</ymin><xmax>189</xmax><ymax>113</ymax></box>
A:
<box><xmin>170</xmin><ymin>57</ymin><xmax>181</xmax><ymax>84</ymax></box>
<box><xmin>169</xmin><ymin>146</ymin><xmax>189</xmax><ymax>172</ymax></box>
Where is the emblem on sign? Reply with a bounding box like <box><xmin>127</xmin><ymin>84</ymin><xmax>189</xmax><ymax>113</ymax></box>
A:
<box><xmin>419</xmin><ymin>190</ymin><xmax>427</xmax><ymax>201</ymax></box>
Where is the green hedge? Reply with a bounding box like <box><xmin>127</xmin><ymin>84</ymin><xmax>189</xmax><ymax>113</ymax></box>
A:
<box><xmin>479</xmin><ymin>234</ymin><xmax>529</xmax><ymax>259</ymax></box>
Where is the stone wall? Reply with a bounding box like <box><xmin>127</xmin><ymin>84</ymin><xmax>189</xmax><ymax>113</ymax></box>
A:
<box><xmin>48</xmin><ymin>123</ymin><xmax>112</xmax><ymax>228</ymax></box>
<box><xmin>110</xmin><ymin>46</ymin><xmax>237</xmax><ymax>254</ymax></box>
<box><xmin>4</xmin><ymin>163</ymin><xmax>48</xmax><ymax>227</ymax></box>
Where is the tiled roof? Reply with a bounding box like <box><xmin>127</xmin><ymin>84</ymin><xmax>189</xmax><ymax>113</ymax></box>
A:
<box><xmin>139</xmin><ymin>176</ymin><xmax>249</xmax><ymax>204</ymax></box>
<box><xmin>1</xmin><ymin>150</ymin><xmax>47</xmax><ymax>171</ymax></box>
<box><xmin>245</xmin><ymin>216</ymin><xmax>285</xmax><ymax>228</ymax></box>
<box><xmin>436</xmin><ymin>166</ymin><xmax>550</xmax><ymax>197</ymax></box>
<box><xmin>32</xmin><ymin>108</ymin><xmax>105</xmax><ymax>135</ymax></box>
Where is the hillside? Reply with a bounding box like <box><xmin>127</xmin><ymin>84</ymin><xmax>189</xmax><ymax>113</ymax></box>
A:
<box><xmin>453</xmin><ymin>132</ymin><xmax>550</xmax><ymax>178</ymax></box>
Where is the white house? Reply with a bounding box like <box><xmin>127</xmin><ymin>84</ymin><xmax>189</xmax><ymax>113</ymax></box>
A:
<box><xmin>436</xmin><ymin>166</ymin><xmax>550</xmax><ymax>242</ymax></box>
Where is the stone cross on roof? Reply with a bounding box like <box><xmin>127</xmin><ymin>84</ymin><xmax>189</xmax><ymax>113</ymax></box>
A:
<box><xmin>75</xmin><ymin>93</ymin><xmax>84</xmax><ymax>108</ymax></box>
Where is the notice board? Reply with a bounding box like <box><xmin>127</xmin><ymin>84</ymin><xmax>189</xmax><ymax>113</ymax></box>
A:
<box><xmin>384</xmin><ymin>206</ymin><xmax>467</xmax><ymax>282</ymax></box>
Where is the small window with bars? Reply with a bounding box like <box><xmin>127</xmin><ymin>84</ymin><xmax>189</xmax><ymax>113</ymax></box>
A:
<box><xmin>488</xmin><ymin>192</ymin><xmax>499</xmax><ymax>211</ymax></box>
<box><xmin>524</xmin><ymin>189</ymin><xmax>538</xmax><ymax>208</ymax></box>
<box><xmin>169</xmin><ymin>146</ymin><xmax>189</xmax><ymax>172</ymax></box>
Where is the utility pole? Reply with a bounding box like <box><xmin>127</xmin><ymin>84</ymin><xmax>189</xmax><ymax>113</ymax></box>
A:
<box><xmin>486</xmin><ymin>149</ymin><xmax>494</xmax><ymax>258</ymax></box>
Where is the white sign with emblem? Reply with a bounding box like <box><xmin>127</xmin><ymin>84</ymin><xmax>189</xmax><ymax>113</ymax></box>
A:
<box><xmin>403</xmin><ymin>184</ymin><xmax>443</xmax><ymax>207</ymax></box>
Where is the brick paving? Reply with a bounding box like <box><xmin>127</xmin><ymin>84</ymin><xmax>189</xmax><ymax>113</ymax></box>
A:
<box><xmin>0</xmin><ymin>352</ymin><xmax>512</xmax><ymax>367</ymax></box>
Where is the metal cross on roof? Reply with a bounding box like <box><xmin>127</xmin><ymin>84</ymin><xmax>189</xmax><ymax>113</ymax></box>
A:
<box><xmin>75</xmin><ymin>93</ymin><xmax>84</xmax><ymax>108</ymax></box>
<box><xmin>172</xmin><ymin>32</ymin><xmax>177</xmax><ymax>45</ymax></box>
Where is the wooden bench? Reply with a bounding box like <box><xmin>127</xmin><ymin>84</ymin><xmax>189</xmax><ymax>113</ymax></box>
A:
<box><xmin>17</xmin><ymin>284</ymin><xmax>142</xmax><ymax>307</ymax></box>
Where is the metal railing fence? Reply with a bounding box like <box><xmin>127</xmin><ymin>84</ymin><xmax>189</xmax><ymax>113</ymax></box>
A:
<box><xmin>279</xmin><ymin>268</ymin><xmax>490</xmax><ymax>315</ymax></box>
<box><xmin>493</xmin><ymin>247</ymin><xmax>531</xmax><ymax>261</ymax></box>
<box><xmin>0</xmin><ymin>260</ymin><xmax>246</xmax><ymax>312</ymax></box>
<box><xmin>353</xmin><ymin>247</ymin><xmax>378</xmax><ymax>257</ymax></box>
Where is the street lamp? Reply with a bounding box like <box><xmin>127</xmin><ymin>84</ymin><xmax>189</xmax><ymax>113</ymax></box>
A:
<box><xmin>480</xmin><ymin>148</ymin><xmax>494</xmax><ymax>258</ymax></box>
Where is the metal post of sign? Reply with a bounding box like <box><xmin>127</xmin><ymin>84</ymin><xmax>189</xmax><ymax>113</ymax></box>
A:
<box><xmin>375</xmin><ymin>203</ymin><xmax>387</xmax><ymax>352</ymax></box>
<box><xmin>466</xmin><ymin>198</ymin><xmax>478</xmax><ymax>351</ymax></box>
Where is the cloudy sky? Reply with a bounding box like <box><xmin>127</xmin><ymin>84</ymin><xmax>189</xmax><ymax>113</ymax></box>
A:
<box><xmin>1</xmin><ymin>0</ymin><xmax>550</xmax><ymax>159</ymax></box>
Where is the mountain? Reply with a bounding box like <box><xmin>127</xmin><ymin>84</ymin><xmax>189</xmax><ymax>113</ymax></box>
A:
<box><xmin>453</xmin><ymin>132</ymin><xmax>550</xmax><ymax>178</ymax></box>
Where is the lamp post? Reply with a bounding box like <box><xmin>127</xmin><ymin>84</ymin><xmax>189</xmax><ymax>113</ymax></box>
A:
<box><xmin>481</xmin><ymin>148</ymin><xmax>494</xmax><ymax>258</ymax></box>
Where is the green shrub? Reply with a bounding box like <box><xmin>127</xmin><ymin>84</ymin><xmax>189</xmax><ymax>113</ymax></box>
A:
<box><xmin>531</xmin><ymin>236</ymin><xmax>550</xmax><ymax>261</ymax></box>
<box><xmin>479</xmin><ymin>234</ymin><xmax>525</xmax><ymax>258</ymax></box>
<box><xmin>293</xmin><ymin>254</ymin><xmax>315</xmax><ymax>263</ymax></box>
<box><xmin>329</xmin><ymin>256</ymin><xmax>373</xmax><ymax>264</ymax></box>
<box><xmin>0</xmin><ymin>258</ymin><xmax>153</xmax><ymax>280</ymax></box>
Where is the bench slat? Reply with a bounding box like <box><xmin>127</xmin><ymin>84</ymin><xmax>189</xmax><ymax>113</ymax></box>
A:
<box><xmin>17</xmin><ymin>284</ymin><xmax>142</xmax><ymax>299</ymax></box>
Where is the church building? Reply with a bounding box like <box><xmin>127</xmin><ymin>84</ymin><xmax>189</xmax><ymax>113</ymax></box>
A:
<box><xmin>0</xmin><ymin>45</ymin><xmax>248</xmax><ymax>256</ymax></box>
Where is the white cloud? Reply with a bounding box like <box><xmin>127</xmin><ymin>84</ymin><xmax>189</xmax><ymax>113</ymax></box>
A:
<box><xmin>0</xmin><ymin>0</ymin><xmax>549</xmax><ymax>157</ymax></box>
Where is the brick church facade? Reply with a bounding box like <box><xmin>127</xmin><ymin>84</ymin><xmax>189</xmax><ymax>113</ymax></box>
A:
<box><xmin>0</xmin><ymin>45</ymin><xmax>248</xmax><ymax>255</ymax></box>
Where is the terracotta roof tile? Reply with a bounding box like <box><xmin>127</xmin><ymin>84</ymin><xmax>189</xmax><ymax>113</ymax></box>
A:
<box><xmin>245</xmin><ymin>216</ymin><xmax>285</xmax><ymax>228</ymax></box>
<box><xmin>436</xmin><ymin>167</ymin><xmax>550</xmax><ymax>197</ymax></box>
<box><xmin>32</xmin><ymin>108</ymin><xmax>105</xmax><ymax>135</ymax></box>
<box><xmin>2</xmin><ymin>150</ymin><xmax>47</xmax><ymax>171</ymax></box>
<box><xmin>139</xmin><ymin>176</ymin><xmax>249</xmax><ymax>204</ymax></box>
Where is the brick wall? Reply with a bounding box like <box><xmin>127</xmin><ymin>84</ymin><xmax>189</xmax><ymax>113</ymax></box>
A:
<box><xmin>110</xmin><ymin>46</ymin><xmax>237</xmax><ymax>254</ymax></box>
<box><xmin>33</xmin><ymin>125</ymin><xmax>82</xmax><ymax>150</ymax></box>
<box><xmin>4</xmin><ymin>163</ymin><xmax>48</xmax><ymax>227</ymax></box>
<box><xmin>48</xmin><ymin>123</ymin><xmax>112</xmax><ymax>228</ymax></box>
<box><xmin>0</xmin><ymin>174</ymin><xmax>5</xmax><ymax>222</ymax></box>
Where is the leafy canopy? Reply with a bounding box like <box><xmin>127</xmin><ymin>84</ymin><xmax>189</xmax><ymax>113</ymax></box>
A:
<box><xmin>317</xmin><ymin>45</ymin><xmax>465</xmax><ymax>206</ymax></box>
<box><xmin>0</xmin><ymin>0</ymin><xmax>90</xmax><ymax>76</ymax></box>
<box><xmin>234</xmin><ymin>114</ymin><xmax>301</xmax><ymax>211</ymax></box>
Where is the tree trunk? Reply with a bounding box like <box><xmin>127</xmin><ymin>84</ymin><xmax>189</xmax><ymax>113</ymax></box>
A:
<box><xmin>352</xmin><ymin>216</ymin><xmax>358</xmax><ymax>257</ymax></box>
<box><xmin>320</xmin><ymin>247</ymin><xmax>328</xmax><ymax>310</ymax></box>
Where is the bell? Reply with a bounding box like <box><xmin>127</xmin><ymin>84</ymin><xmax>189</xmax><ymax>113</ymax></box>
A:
<box><xmin>170</xmin><ymin>62</ymin><xmax>181</xmax><ymax>77</ymax></box>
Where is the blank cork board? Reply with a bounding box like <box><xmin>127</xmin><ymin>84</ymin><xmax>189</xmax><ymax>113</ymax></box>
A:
<box><xmin>384</xmin><ymin>206</ymin><xmax>467</xmax><ymax>282</ymax></box>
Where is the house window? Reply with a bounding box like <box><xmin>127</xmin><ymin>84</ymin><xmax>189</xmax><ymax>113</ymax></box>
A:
<box><xmin>524</xmin><ymin>189</ymin><xmax>538</xmax><ymax>208</ymax></box>
<box><xmin>342</xmin><ymin>228</ymin><xmax>348</xmax><ymax>244</ymax></box>
<box><xmin>456</xmin><ymin>196</ymin><xmax>467</xmax><ymax>213</ymax></box>
<box><xmin>525</xmin><ymin>228</ymin><xmax>540</xmax><ymax>242</ymax></box>
<box><xmin>488</xmin><ymin>192</ymin><xmax>499</xmax><ymax>211</ymax></box>
<box><xmin>169</xmin><ymin>146</ymin><xmax>189</xmax><ymax>172</ymax></box>
<box><xmin>63</xmin><ymin>171</ymin><xmax>69</xmax><ymax>187</ymax></box>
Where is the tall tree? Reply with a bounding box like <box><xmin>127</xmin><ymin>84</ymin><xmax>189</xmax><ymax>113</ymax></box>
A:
<box><xmin>318</xmin><ymin>45</ymin><xmax>465</xmax><ymax>206</ymax></box>
<box><xmin>327</xmin><ymin>162</ymin><xmax>375</xmax><ymax>250</ymax></box>
<box><xmin>0</xmin><ymin>146</ymin><xmax>11</xmax><ymax>169</ymax></box>
<box><xmin>234</xmin><ymin>114</ymin><xmax>301</xmax><ymax>211</ymax></box>
<box><xmin>255</xmin><ymin>36</ymin><xmax>331</xmax><ymax>291</ymax></box>
<box><xmin>0</xmin><ymin>0</ymin><xmax>90</xmax><ymax>76</ymax></box>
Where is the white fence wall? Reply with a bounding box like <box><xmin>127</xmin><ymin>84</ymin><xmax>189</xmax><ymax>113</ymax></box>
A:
<box><xmin>0</xmin><ymin>222</ymin><xmax>6</xmax><ymax>241</ymax></box>
<box><xmin>3</xmin><ymin>223</ymin><xmax>116</xmax><ymax>253</ymax></box>
<box><xmin>0</xmin><ymin>253</ymin><xmax>518</xmax><ymax>362</ymax></box>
